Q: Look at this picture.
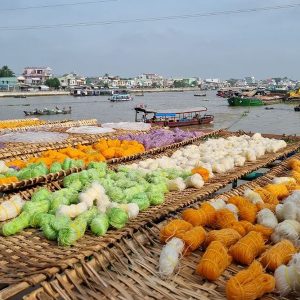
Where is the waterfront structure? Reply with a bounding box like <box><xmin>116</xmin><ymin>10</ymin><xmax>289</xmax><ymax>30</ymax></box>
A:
<box><xmin>22</xmin><ymin>67</ymin><xmax>52</xmax><ymax>85</ymax></box>
<box><xmin>0</xmin><ymin>77</ymin><xmax>18</xmax><ymax>90</ymax></box>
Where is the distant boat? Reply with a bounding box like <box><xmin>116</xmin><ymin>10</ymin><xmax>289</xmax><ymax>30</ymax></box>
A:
<box><xmin>14</xmin><ymin>95</ymin><xmax>26</xmax><ymax>99</ymax></box>
<box><xmin>294</xmin><ymin>105</ymin><xmax>300</xmax><ymax>112</ymax></box>
<box><xmin>109</xmin><ymin>90</ymin><xmax>133</xmax><ymax>102</ymax></box>
<box><xmin>194</xmin><ymin>93</ymin><xmax>206</xmax><ymax>97</ymax></box>
<box><xmin>228</xmin><ymin>97</ymin><xmax>263</xmax><ymax>106</ymax></box>
<box><xmin>24</xmin><ymin>107</ymin><xmax>71</xmax><ymax>116</ymax></box>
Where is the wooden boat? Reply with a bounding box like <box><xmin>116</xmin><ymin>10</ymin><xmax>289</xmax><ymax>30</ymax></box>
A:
<box><xmin>228</xmin><ymin>97</ymin><xmax>263</xmax><ymax>106</ymax></box>
<box><xmin>14</xmin><ymin>95</ymin><xmax>27</xmax><ymax>99</ymax></box>
<box><xmin>24</xmin><ymin>107</ymin><xmax>71</xmax><ymax>116</ymax></box>
<box><xmin>194</xmin><ymin>93</ymin><xmax>206</xmax><ymax>97</ymax></box>
<box><xmin>134</xmin><ymin>106</ymin><xmax>214</xmax><ymax>127</ymax></box>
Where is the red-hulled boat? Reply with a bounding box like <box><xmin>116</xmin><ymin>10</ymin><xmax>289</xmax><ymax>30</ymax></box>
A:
<box><xmin>134</xmin><ymin>106</ymin><xmax>214</xmax><ymax>127</ymax></box>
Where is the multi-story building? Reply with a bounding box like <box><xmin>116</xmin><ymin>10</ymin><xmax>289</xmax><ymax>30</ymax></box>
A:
<box><xmin>22</xmin><ymin>67</ymin><xmax>52</xmax><ymax>85</ymax></box>
<box><xmin>58</xmin><ymin>73</ymin><xmax>86</xmax><ymax>88</ymax></box>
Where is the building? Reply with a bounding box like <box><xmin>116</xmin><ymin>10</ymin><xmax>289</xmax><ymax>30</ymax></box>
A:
<box><xmin>22</xmin><ymin>67</ymin><xmax>52</xmax><ymax>85</ymax></box>
<box><xmin>58</xmin><ymin>73</ymin><xmax>86</xmax><ymax>88</ymax></box>
<box><xmin>0</xmin><ymin>77</ymin><xmax>18</xmax><ymax>90</ymax></box>
<box><xmin>245</xmin><ymin>76</ymin><xmax>256</xmax><ymax>85</ymax></box>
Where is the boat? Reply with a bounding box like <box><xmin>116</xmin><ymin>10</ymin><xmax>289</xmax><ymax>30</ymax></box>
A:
<box><xmin>288</xmin><ymin>88</ymin><xmax>300</xmax><ymax>101</ymax></box>
<box><xmin>109</xmin><ymin>94</ymin><xmax>133</xmax><ymax>102</ymax></box>
<box><xmin>194</xmin><ymin>93</ymin><xmax>206</xmax><ymax>97</ymax></box>
<box><xmin>294</xmin><ymin>105</ymin><xmax>300</xmax><ymax>111</ymax></box>
<box><xmin>265</xmin><ymin>107</ymin><xmax>274</xmax><ymax>110</ymax></box>
<box><xmin>228</xmin><ymin>97</ymin><xmax>263</xmax><ymax>106</ymax></box>
<box><xmin>24</xmin><ymin>107</ymin><xmax>71</xmax><ymax>116</ymax></box>
<box><xmin>135</xmin><ymin>91</ymin><xmax>144</xmax><ymax>96</ymax></box>
<box><xmin>109</xmin><ymin>90</ymin><xmax>133</xmax><ymax>102</ymax></box>
<box><xmin>134</xmin><ymin>106</ymin><xmax>214</xmax><ymax>127</ymax></box>
<box><xmin>14</xmin><ymin>95</ymin><xmax>27</xmax><ymax>99</ymax></box>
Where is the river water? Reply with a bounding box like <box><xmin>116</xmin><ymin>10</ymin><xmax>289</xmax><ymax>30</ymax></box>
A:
<box><xmin>0</xmin><ymin>91</ymin><xmax>298</xmax><ymax>135</ymax></box>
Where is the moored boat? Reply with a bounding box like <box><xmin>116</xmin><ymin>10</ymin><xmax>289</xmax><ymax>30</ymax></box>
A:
<box><xmin>134</xmin><ymin>106</ymin><xmax>214</xmax><ymax>127</ymax></box>
<box><xmin>228</xmin><ymin>97</ymin><xmax>263</xmax><ymax>106</ymax></box>
<box><xmin>14</xmin><ymin>95</ymin><xmax>27</xmax><ymax>99</ymax></box>
<box><xmin>194</xmin><ymin>93</ymin><xmax>206</xmax><ymax>97</ymax></box>
<box><xmin>24</xmin><ymin>107</ymin><xmax>72</xmax><ymax>116</ymax></box>
<box><xmin>288</xmin><ymin>88</ymin><xmax>300</xmax><ymax>101</ymax></box>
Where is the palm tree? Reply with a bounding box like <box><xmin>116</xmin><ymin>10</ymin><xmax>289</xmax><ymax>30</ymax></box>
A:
<box><xmin>0</xmin><ymin>65</ymin><xmax>15</xmax><ymax>77</ymax></box>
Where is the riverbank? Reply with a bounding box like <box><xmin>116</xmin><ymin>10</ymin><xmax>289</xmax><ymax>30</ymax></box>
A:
<box><xmin>0</xmin><ymin>87</ymin><xmax>201</xmax><ymax>98</ymax></box>
<box><xmin>0</xmin><ymin>91</ymin><xmax>70</xmax><ymax>98</ymax></box>
<box><xmin>131</xmin><ymin>87</ymin><xmax>200</xmax><ymax>93</ymax></box>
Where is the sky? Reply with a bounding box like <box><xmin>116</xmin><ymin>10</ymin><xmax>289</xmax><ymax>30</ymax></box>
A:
<box><xmin>0</xmin><ymin>0</ymin><xmax>299</xmax><ymax>79</ymax></box>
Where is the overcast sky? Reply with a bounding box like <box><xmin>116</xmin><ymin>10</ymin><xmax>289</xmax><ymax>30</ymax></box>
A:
<box><xmin>1</xmin><ymin>0</ymin><xmax>299</xmax><ymax>79</ymax></box>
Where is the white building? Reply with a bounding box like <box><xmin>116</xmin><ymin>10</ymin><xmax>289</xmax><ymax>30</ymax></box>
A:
<box><xmin>59</xmin><ymin>73</ymin><xmax>86</xmax><ymax>88</ymax></box>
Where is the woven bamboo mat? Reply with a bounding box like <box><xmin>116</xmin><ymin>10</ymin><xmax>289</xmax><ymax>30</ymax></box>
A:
<box><xmin>22</xmin><ymin>156</ymin><xmax>297</xmax><ymax>300</ymax></box>
<box><xmin>0</xmin><ymin>143</ymin><xmax>298</xmax><ymax>299</ymax></box>
<box><xmin>0</xmin><ymin>119</ymin><xmax>97</xmax><ymax>133</ymax></box>
<box><xmin>0</xmin><ymin>122</ymin><xmax>176</xmax><ymax>161</ymax></box>
<box><xmin>0</xmin><ymin>130</ymin><xmax>220</xmax><ymax>192</ymax></box>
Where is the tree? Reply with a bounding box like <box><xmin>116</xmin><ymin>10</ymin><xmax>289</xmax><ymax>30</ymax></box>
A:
<box><xmin>151</xmin><ymin>82</ymin><xmax>159</xmax><ymax>88</ymax></box>
<box><xmin>173</xmin><ymin>80</ymin><xmax>189</xmax><ymax>88</ymax></box>
<box><xmin>0</xmin><ymin>65</ymin><xmax>15</xmax><ymax>77</ymax></box>
<box><xmin>45</xmin><ymin>78</ymin><xmax>60</xmax><ymax>89</ymax></box>
<box><xmin>191</xmin><ymin>80</ymin><xmax>198</xmax><ymax>87</ymax></box>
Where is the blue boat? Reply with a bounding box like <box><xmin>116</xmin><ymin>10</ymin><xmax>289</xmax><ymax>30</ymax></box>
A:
<box><xmin>108</xmin><ymin>90</ymin><xmax>133</xmax><ymax>102</ymax></box>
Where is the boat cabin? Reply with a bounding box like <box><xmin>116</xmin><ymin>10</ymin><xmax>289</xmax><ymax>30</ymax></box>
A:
<box><xmin>134</xmin><ymin>106</ymin><xmax>214</xmax><ymax>127</ymax></box>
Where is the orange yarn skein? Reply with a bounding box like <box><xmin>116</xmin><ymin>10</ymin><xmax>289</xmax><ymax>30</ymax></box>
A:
<box><xmin>265</xmin><ymin>184</ymin><xmax>289</xmax><ymax>200</ymax></box>
<box><xmin>254</xmin><ymin>187</ymin><xmax>279</xmax><ymax>205</ymax></box>
<box><xmin>291</xmin><ymin>170</ymin><xmax>300</xmax><ymax>184</ymax></box>
<box><xmin>256</xmin><ymin>202</ymin><xmax>276</xmax><ymax>212</ymax></box>
<box><xmin>215</xmin><ymin>208</ymin><xmax>237</xmax><ymax>228</ymax></box>
<box><xmin>215</xmin><ymin>209</ymin><xmax>246</xmax><ymax>236</ymax></box>
<box><xmin>287</xmin><ymin>158</ymin><xmax>300</xmax><ymax>171</ymax></box>
<box><xmin>205</xmin><ymin>228</ymin><xmax>241</xmax><ymax>248</ymax></box>
<box><xmin>226</xmin><ymin>260</ymin><xmax>275</xmax><ymax>300</ymax></box>
<box><xmin>178</xmin><ymin>226</ymin><xmax>206</xmax><ymax>255</ymax></box>
<box><xmin>196</xmin><ymin>241</ymin><xmax>232</xmax><ymax>281</ymax></box>
<box><xmin>239</xmin><ymin>221</ymin><xmax>273</xmax><ymax>240</ymax></box>
<box><xmin>182</xmin><ymin>202</ymin><xmax>216</xmax><ymax>226</ymax></box>
<box><xmin>160</xmin><ymin>219</ymin><xmax>193</xmax><ymax>243</ymax></box>
<box><xmin>259</xmin><ymin>239</ymin><xmax>296</xmax><ymax>271</ymax></box>
<box><xmin>228</xmin><ymin>196</ymin><xmax>257</xmax><ymax>223</ymax></box>
<box><xmin>229</xmin><ymin>231</ymin><xmax>265</xmax><ymax>265</ymax></box>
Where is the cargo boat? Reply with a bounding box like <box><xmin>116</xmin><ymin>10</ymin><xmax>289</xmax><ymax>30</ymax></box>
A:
<box><xmin>134</xmin><ymin>106</ymin><xmax>214</xmax><ymax>127</ymax></box>
<box><xmin>228</xmin><ymin>97</ymin><xmax>263</xmax><ymax>106</ymax></box>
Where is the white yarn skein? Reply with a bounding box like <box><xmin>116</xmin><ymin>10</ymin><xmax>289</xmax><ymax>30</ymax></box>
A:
<box><xmin>256</xmin><ymin>208</ymin><xmax>278</xmax><ymax>229</ymax></box>
<box><xmin>275</xmin><ymin>253</ymin><xmax>300</xmax><ymax>296</ymax></box>
<box><xmin>159</xmin><ymin>237</ymin><xmax>184</xmax><ymax>276</ymax></box>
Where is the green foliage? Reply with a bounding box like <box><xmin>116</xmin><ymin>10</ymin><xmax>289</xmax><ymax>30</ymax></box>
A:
<box><xmin>173</xmin><ymin>80</ymin><xmax>189</xmax><ymax>88</ymax></box>
<box><xmin>45</xmin><ymin>77</ymin><xmax>60</xmax><ymax>89</ymax></box>
<box><xmin>0</xmin><ymin>65</ymin><xmax>14</xmax><ymax>77</ymax></box>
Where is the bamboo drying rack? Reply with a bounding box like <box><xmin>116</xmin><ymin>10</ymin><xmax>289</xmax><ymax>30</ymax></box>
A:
<box><xmin>0</xmin><ymin>129</ymin><xmax>221</xmax><ymax>192</ymax></box>
<box><xmin>0</xmin><ymin>135</ymin><xmax>298</xmax><ymax>299</ymax></box>
<box><xmin>22</xmin><ymin>154</ymin><xmax>297</xmax><ymax>300</ymax></box>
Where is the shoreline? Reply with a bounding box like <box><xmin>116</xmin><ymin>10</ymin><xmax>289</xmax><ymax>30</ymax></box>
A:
<box><xmin>0</xmin><ymin>87</ymin><xmax>201</xmax><ymax>98</ymax></box>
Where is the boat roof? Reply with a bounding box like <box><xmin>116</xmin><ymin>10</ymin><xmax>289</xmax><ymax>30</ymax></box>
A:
<box><xmin>135</xmin><ymin>107</ymin><xmax>207</xmax><ymax>115</ymax></box>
